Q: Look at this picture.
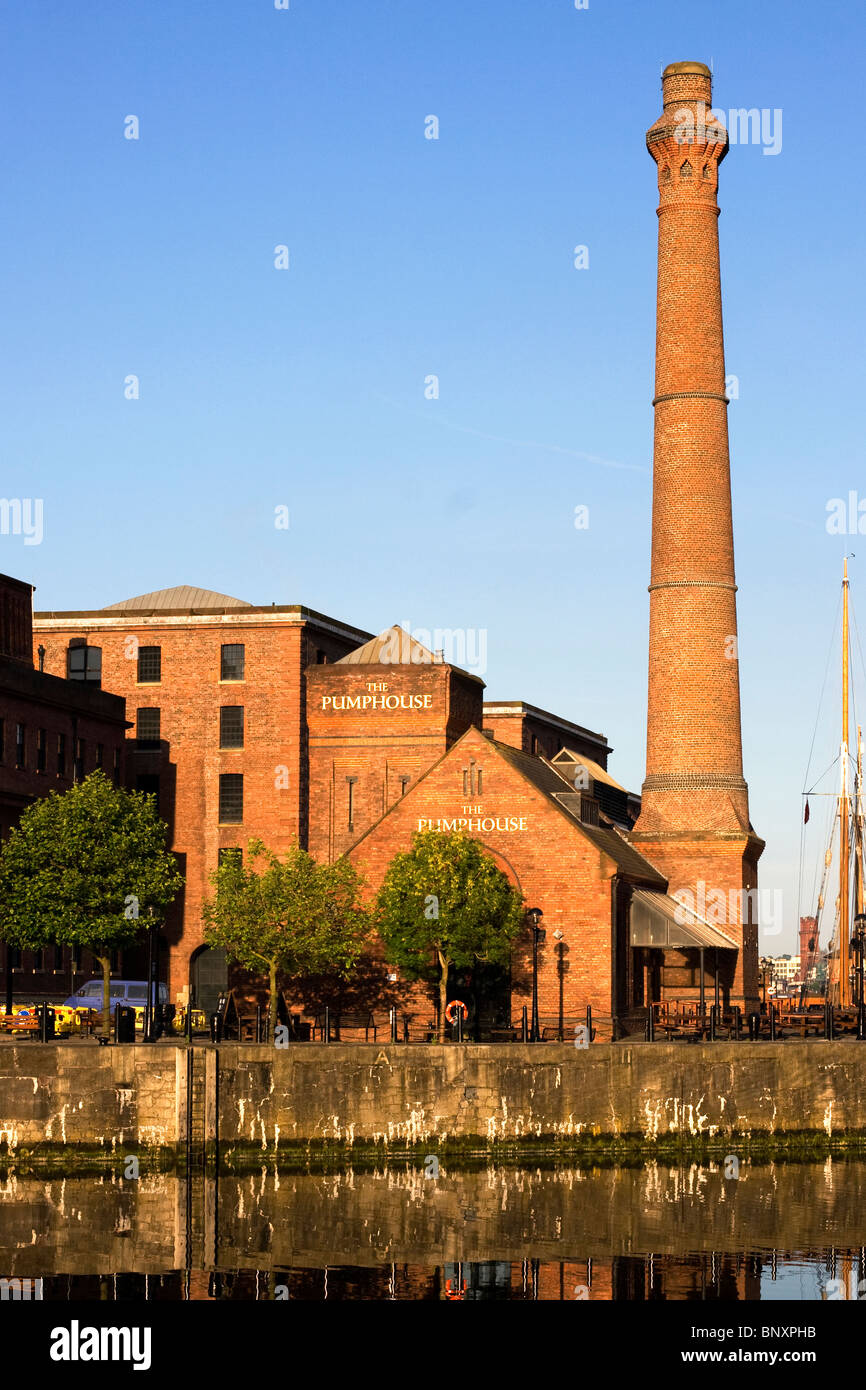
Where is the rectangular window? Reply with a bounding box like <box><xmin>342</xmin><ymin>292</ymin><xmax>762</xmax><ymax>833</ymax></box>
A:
<box><xmin>136</xmin><ymin>774</ymin><xmax>160</xmax><ymax>814</ymax></box>
<box><xmin>137</xmin><ymin>646</ymin><xmax>162</xmax><ymax>683</ymax></box>
<box><xmin>0</xmin><ymin>717</ymin><xmax>4</xmax><ymax>764</ymax></box>
<box><xmin>220</xmin><ymin>644</ymin><xmax>245</xmax><ymax>681</ymax></box>
<box><xmin>57</xmin><ymin>732</ymin><xmax>66</xmax><ymax>777</ymax></box>
<box><xmin>36</xmin><ymin>728</ymin><xmax>46</xmax><ymax>773</ymax></box>
<box><xmin>113</xmin><ymin>746</ymin><xmax>121</xmax><ymax>786</ymax></box>
<box><xmin>7</xmin><ymin>947</ymin><xmax>21</xmax><ymax>971</ymax></box>
<box><xmin>219</xmin><ymin>773</ymin><xmax>243</xmax><ymax>823</ymax></box>
<box><xmin>399</xmin><ymin>775</ymin><xmax>410</xmax><ymax>796</ymax></box>
<box><xmin>218</xmin><ymin>846</ymin><xmax>243</xmax><ymax>868</ymax></box>
<box><xmin>74</xmin><ymin>738</ymin><xmax>85</xmax><ymax>781</ymax></box>
<box><xmin>32</xmin><ymin>949</ymin><xmax>43</xmax><ymax>972</ymax></box>
<box><xmin>346</xmin><ymin>775</ymin><xmax>357</xmax><ymax>831</ymax></box>
<box><xmin>136</xmin><ymin>707</ymin><xmax>161</xmax><ymax>748</ymax></box>
<box><xmin>15</xmin><ymin>724</ymin><xmax>25</xmax><ymax>770</ymax></box>
<box><xmin>219</xmin><ymin>706</ymin><xmax>244</xmax><ymax>748</ymax></box>
<box><xmin>52</xmin><ymin>945</ymin><xmax>64</xmax><ymax>973</ymax></box>
<box><xmin>67</xmin><ymin>643</ymin><xmax>102</xmax><ymax>686</ymax></box>
<box><xmin>96</xmin><ymin>742</ymin><xmax>104</xmax><ymax>768</ymax></box>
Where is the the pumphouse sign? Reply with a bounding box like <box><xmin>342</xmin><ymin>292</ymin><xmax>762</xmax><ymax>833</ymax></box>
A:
<box><xmin>321</xmin><ymin>682</ymin><xmax>433</xmax><ymax>712</ymax></box>
<box><xmin>417</xmin><ymin>808</ymin><xmax>528</xmax><ymax>833</ymax></box>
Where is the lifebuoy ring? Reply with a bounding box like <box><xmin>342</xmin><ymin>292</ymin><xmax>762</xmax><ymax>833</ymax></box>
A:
<box><xmin>444</xmin><ymin>999</ymin><xmax>469</xmax><ymax>1025</ymax></box>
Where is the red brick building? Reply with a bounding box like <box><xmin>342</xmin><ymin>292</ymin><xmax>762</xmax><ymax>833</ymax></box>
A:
<box><xmin>0</xmin><ymin>573</ymin><xmax>128</xmax><ymax>1001</ymax></box>
<box><xmin>21</xmin><ymin>61</ymin><xmax>761</xmax><ymax>1028</ymax></box>
<box><xmin>33</xmin><ymin>586</ymin><xmax>371</xmax><ymax>1010</ymax></box>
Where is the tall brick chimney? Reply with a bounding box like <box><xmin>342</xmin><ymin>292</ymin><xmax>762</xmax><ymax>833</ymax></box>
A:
<box><xmin>631</xmin><ymin>62</ymin><xmax>763</xmax><ymax>1008</ymax></box>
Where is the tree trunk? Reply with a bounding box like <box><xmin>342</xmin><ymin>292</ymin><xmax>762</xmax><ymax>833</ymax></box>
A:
<box><xmin>268</xmin><ymin>960</ymin><xmax>278</xmax><ymax>1038</ymax></box>
<box><xmin>437</xmin><ymin>950</ymin><xmax>450</xmax><ymax>1043</ymax></box>
<box><xmin>96</xmin><ymin>954</ymin><xmax>111</xmax><ymax>1039</ymax></box>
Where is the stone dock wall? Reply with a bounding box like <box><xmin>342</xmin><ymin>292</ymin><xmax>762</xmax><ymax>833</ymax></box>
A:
<box><xmin>1</xmin><ymin>1041</ymin><xmax>865</xmax><ymax>1156</ymax></box>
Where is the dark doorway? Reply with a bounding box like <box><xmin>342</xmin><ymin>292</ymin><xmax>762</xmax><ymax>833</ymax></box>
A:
<box><xmin>191</xmin><ymin>946</ymin><xmax>228</xmax><ymax>1017</ymax></box>
<box><xmin>446</xmin><ymin>961</ymin><xmax>511</xmax><ymax>1040</ymax></box>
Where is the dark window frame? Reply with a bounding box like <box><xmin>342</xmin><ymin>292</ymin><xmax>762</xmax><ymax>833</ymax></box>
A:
<box><xmin>218</xmin><ymin>773</ymin><xmax>244</xmax><ymax>824</ymax></box>
<box><xmin>219</xmin><ymin>706</ymin><xmax>244</xmax><ymax>749</ymax></box>
<box><xmin>220</xmin><ymin>644</ymin><xmax>245</xmax><ymax>682</ymax></box>
<box><xmin>66</xmin><ymin>642</ymin><xmax>102</xmax><ymax>686</ymax></box>
<box><xmin>136</xmin><ymin>707</ymin><xmax>161</xmax><ymax>749</ymax></box>
<box><xmin>137</xmin><ymin>646</ymin><xmax>162</xmax><ymax>684</ymax></box>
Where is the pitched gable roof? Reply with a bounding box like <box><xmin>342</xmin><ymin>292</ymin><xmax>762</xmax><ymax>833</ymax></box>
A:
<box><xmin>491</xmin><ymin>740</ymin><xmax>664</xmax><ymax>885</ymax></box>
<box><xmin>337</xmin><ymin>626</ymin><xmax>439</xmax><ymax>666</ymax></box>
<box><xmin>102</xmin><ymin>586</ymin><xmax>252</xmax><ymax>613</ymax></box>
<box><xmin>348</xmin><ymin>726</ymin><xmax>666</xmax><ymax>886</ymax></box>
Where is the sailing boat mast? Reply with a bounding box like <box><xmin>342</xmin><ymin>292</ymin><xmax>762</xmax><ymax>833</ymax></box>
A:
<box><xmin>839</xmin><ymin>558</ymin><xmax>851</xmax><ymax>1007</ymax></box>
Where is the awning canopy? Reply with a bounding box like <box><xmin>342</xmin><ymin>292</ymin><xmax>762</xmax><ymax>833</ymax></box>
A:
<box><xmin>630</xmin><ymin>888</ymin><xmax>738</xmax><ymax>951</ymax></box>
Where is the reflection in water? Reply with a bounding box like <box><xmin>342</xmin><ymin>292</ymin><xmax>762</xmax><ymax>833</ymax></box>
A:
<box><xmin>2</xmin><ymin>1159</ymin><xmax>866</xmax><ymax>1301</ymax></box>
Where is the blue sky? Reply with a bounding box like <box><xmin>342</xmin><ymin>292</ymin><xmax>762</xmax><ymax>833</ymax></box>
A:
<box><xmin>2</xmin><ymin>0</ymin><xmax>864</xmax><ymax>951</ymax></box>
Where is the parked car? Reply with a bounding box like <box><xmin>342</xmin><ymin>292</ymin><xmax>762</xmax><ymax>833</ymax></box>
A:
<box><xmin>62</xmin><ymin>980</ymin><xmax>169</xmax><ymax>1015</ymax></box>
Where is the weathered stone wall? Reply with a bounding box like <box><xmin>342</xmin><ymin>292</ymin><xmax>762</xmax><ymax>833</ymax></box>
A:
<box><xmin>2</xmin><ymin>1041</ymin><xmax>866</xmax><ymax>1155</ymax></box>
<box><xmin>0</xmin><ymin>1045</ymin><xmax>180</xmax><ymax>1153</ymax></box>
<box><xmin>216</xmin><ymin>1041</ymin><xmax>866</xmax><ymax>1147</ymax></box>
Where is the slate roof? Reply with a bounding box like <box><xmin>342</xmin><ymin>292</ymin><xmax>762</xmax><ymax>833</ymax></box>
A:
<box><xmin>102</xmin><ymin>586</ymin><xmax>253</xmax><ymax>612</ymax></box>
<box><xmin>492</xmin><ymin>740</ymin><xmax>666</xmax><ymax>886</ymax></box>
<box><xmin>337</xmin><ymin>626</ymin><xmax>439</xmax><ymax>665</ymax></box>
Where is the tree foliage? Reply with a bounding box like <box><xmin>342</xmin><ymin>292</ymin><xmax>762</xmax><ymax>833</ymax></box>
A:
<box><xmin>374</xmin><ymin>830</ymin><xmax>525</xmax><ymax>1031</ymax></box>
<box><xmin>0</xmin><ymin>771</ymin><xmax>184</xmax><ymax>1030</ymax></box>
<box><xmin>201</xmin><ymin>838</ymin><xmax>370</xmax><ymax>1028</ymax></box>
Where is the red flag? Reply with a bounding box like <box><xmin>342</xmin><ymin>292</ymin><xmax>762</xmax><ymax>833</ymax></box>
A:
<box><xmin>804</xmin><ymin>799</ymin><xmax>810</xmax><ymax>824</ymax></box>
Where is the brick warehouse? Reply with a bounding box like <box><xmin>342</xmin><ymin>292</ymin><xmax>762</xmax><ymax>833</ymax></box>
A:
<box><xmin>0</xmin><ymin>573</ymin><xmax>128</xmax><ymax>1001</ymax></box>
<box><xmin>17</xmin><ymin>59</ymin><xmax>761</xmax><ymax>1028</ymax></box>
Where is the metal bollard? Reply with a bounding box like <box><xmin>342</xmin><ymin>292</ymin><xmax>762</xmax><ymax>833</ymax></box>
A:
<box><xmin>185</xmin><ymin>1003</ymin><xmax>193</xmax><ymax>1042</ymax></box>
<box><xmin>390</xmin><ymin>1008</ymin><xmax>398</xmax><ymax>1043</ymax></box>
<box><xmin>521</xmin><ymin>1006</ymin><xmax>529</xmax><ymax>1042</ymax></box>
<box><xmin>645</xmin><ymin>1008</ymin><xmax>655</xmax><ymax>1042</ymax></box>
<box><xmin>747</xmin><ymin>1011</ymin><xmax>760</xmax><ymax>1041</ymax></box>
<box><xmin>733</xmin><ymin>1006</ymin><xmax>741</xmax><ymax>1041</ymax></box>
<box><xmin>586</xmin><ymin>1005</ymin><xmax>592</xmax><ymax>1043</ymax></box>
<box><xmin>256</xmin><ymin>1004</ymin><xmax>262</xmax><ymax>1043</ymax></box>
<box><xmin>769</xmin><ymin>1006</ymin><xmax>777</xmax><ymax>1042</ymax></box>
<box><xmin>457</xmin><ymin>1008</ymin><xmax>464</xmax><ymax>1043</ymax></box>
<box><xmin>38</xmin><ymin>1004</ymin><xmax>55</xmax><ymax>1042</ymax></box>
<box><xmin>209</xmin><ymin>1012</ymin><xmax>222</xmax><ymax>1044</ymax></box>
<box><xmin>825</xmin><ymin>1001</ymin><xmax>834</xmax><ymax>1040</ymax></box>
<box><xmin>323</xmin><ymin>1006</ymin><xmax>331</xmax><ymax>1044</ymax></box>
<box><xmin>859</xmin><ymin>1004</ymin><xmax>866</xmax><ymax>1041</ymax></box>
<box><xmin>709</xmin><ymin>1005</ymin><xmax>717</xmax><ymax>1042</ymax></box>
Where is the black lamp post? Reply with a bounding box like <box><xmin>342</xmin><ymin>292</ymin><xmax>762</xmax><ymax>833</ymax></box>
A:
<box><xmin>143</xmin><ymin>908</ymin><xmax>157</xmax><ymax>1042</ymax></box>
<box><xmin>527</xmin><ymin>908</ymin><xmax>544</xmax><ymax>1042</ymax></box>
<box><xmin>553</xmin><ymin>929</ymin><xmax>565</xmax><ymax>1041</ymax></box>
<box><xmin>852</xmin><ymin>914</ymin><xmax>866</xmax><ymax>1039</ymax></box>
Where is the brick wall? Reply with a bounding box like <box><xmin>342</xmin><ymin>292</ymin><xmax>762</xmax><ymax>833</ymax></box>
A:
<box><xmin>306</xmin><ymin>660</ymin><xmax>483</xmax><ymax>861</ymax></box>
<box><xmin>32</xmin><ymin>608</ymin><xmax>366</xmax><ymax>1001</ymax></box>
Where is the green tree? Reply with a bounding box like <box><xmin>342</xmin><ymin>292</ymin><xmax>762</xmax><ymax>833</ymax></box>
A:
<box><xmin>201</xmin><ymin>839</ymin><xmax>369</xmax><ymax>1030</ymax></box>
<box><xmin>0</xmin><ymin>770</ymin><xmax>184</xmax><ymax>1034</ymax></box>
<box><xmin>374</xmin><ymin>830</ymin><xmax>525</xmax><ymax>1033</ymax></box>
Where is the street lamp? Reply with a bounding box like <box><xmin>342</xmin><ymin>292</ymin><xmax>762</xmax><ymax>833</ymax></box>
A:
<box><xmin>758</xmin><ymin>956</ymin><xmax>772</xmax><ymax>1012</ymax></box>
<box><xmin>527</xmin><ymin>908</ymin><xmax>544</xmax><ymax>1042</ymax></box>
<box><xmin>552</xmin><ymin>929</ymin><xmax>565</xmax><ymax>1042</ymax></box>
<box><xmin>143</xmin><ymin>907</ymin><xmax>158</xmax><ymax>1042</ymax></box>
